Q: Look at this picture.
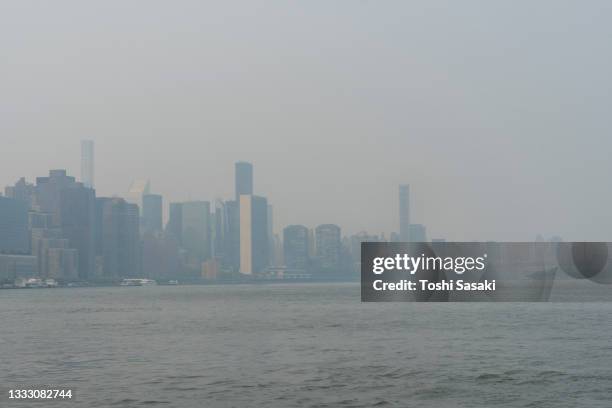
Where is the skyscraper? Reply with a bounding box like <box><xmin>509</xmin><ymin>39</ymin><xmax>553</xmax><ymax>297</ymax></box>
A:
<box><xmin>60</xmin><ymin>184</ymin><xmax>96</xmax><ymax>279</ymax></box>
<box><xmin>31</xmin><ymin>227</ymin><xmax>77</xmax><ymax>280</ymax></box>
<box><xmin>35</xmin><ymin>170</ymin><xmax>77</xmax><ymax>226</ymax></box>
<box><xmin>81</xmin><ymin>140</ymin><xmax>95</xmax><ymax>189</ymax></box>
<box><xmin>181</xmin><ymin>201</ymin><xmax>212</xmax><ymax>268</ymax></box>
<box><xmin>224</xmin><ymin>200</ymin><xmax>240</xmax><ymax>272</ymax></box>
<box><xmin>166</xmin><ymin>202</ymin><xmax>183</xmax><ymax>245</ymax></box>
<box><xmin>283</xmin><ymin>225</ymin><xmax>309</xmax><ymax>272</ymax></box>
<box><xmin>5</xmin><ymin>177</ymin><xmax>35</xmax><ymax>206</ymax></box>
<box><xmin>267</xmin><ymin>204</ymin><xmax>276</xmax><ymax>266</ymax></box>
<box><xmin>235</xmin><ymin>162</ymin><xmax>253</xmax><ymax>200</ymax></box>
<box><xmin>0</xmin><ymin>196</ymin><xmax>29</xmax><ymax>254</ymax></box>
<box><xmin>239</xmin><ymin>194</ymin><xmax>268</xmax><ymax>274</ymax></box>
<box><xmin>211</xmin><ymin>199</ymin><xmax>227</xmax><ymax>262</ymax></box>
<box><xmin>34</xmin><ymin>170</ymin><xmax>95</xmax><ymax>280</ymax></box>
<box><xmin>315</xmin><ymin>224</ymin><xmax>341</xmax><ymax>274</ymax></box>
<box><xmin>399</xmin><ymin>184</ymin><xmax>410</xmax><ymax>241</ymax></box>
<box><xmin>126</xmin><ymin>179</ymin><xmax>150</xmax><ymax>209</ymax></box>
<box><xmin>142</xmin><ymin>194</ymin><xmax>163</xmax><ymax>233</ymax></box>
<box><xmin>95</xmin><ymin>197</ymin><xmax>140</xmax><ymax>279</ymax></box>
<box><xmin>408</xmin><ymin>224</ymin><xmax>427</xmax><ymax>242</ymax></box>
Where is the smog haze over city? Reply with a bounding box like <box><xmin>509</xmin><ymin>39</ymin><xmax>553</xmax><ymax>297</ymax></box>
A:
<box><xmin>3</xmin><ymin>1</ymin><xmax>612</xmax><ymax>241</ymax></box>
<box><xmin>5</xmin><ymin>2</ymin><xmax>612</xmax><ymax>408</ymax></box>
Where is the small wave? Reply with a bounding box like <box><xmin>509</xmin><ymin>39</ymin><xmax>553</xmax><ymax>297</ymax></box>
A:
<box><xmin>476</xmin><ymin>373</ymin><xmax>502</xmax><ymax>380</ymax></box>
<box><xmin>110</xmin><ymin>398</ymin><xmax>138</xmax><ymax>406</ymax></box>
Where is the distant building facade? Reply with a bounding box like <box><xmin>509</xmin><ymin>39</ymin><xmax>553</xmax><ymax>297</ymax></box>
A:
<box><xmin>315</xmin><ymin>224</ymin><xmax>341</xmax><ymax>274</ymax></box>
<box><xmin>4</xmin><ymin>177</ymin><xmax>35</xmax><ymax>206</ymax></box>
<box><xmin>142</xmin><ymin>194</ymin><xmax>163</xmax><ymax>233</ymax></box>
<box><xmin>0</xmin><ymin>254</ymin><xmax>37</xmax><ymax>282</ymax></box>
<box><xmin>283</xmin><ymin>225</ymin><xmax>309</xmax><ymax>272</ymax></box>
<box><xmin>180</xmin><ymin>201</ymin><xmax>211</xmax><ymax>269</ymax></box>
<box><xmin>0</xmin><ymin>196</ymin><xmax>29</xmax><ymax>254</ymax></box>
<box><xmin>166</xmin><ymin>202</ymin><xmax>183</xmax><ymax>245</ymax></box>
<box><xmin>239</xmin><ymin>195</ymin><xmax>268</xmax><ymax>274</ymax></box>
<box><xmin>408</xmin><ymin>223</ymin><xmax>427</xmax><ymax>242</ymax></box>
<box><xmin>60</xmin><ymin>185</ymin><xmax>95</xmax><ymax>279</ymax></box>
<box><xmin>126</xmin><ymin>179</ymin><xmax>150</xmax><ymax>209</ymax></box>
<box><xmin>96</xmin><ymin>197</ymin><xmax>140</xmax><ymax>279</ymax></box>
<box><xmin>235</xmin><ymin>162</ymin><xmax>253</xmax><ymax>200</ymax></box>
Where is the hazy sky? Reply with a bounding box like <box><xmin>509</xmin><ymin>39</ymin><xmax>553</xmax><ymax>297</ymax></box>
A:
<box><xmin>2</xmin><ymin>1</ymin><xmax>612</xmax><ymax>241</ymax></box>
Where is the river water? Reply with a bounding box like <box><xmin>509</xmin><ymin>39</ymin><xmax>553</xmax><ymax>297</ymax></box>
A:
<box><xmin>1</xmin><ymin>283</ymin><xmax>611</xmax><ymax>407</ymax></box>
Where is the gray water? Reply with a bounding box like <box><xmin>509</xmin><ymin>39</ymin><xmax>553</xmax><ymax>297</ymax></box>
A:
<box><xmin>1</xmin><ymin>283</ymin><xmax>612</xmax><ymax>407</ymax></box>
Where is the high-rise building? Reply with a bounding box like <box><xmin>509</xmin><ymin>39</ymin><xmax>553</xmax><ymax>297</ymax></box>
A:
<box><xmin>166</xmin><ymin>202</ymin><xmax>183</xmax><ymax>245</ymax></box>
<box><xmin>81</xmin><ymin>140</ymin><xmax>95</xmax><ymax>188</ymax></box>
<box><xmin>408</xmin><ymin>224</ymin><xmax>427</xmax><ymax>242</ymax></box>
<box><xmin>267</xmin><ymin>204</ymin><xmax>277</xmax><ymax>266</ymax></box>
<box><xmin>19</xmin><ymin>170</ymin><xmax>96</xmax><ymax>280</ymax></box>
<box><xmin>31</xmin><ymin>227</ymin><xmax>77</xmax><ymax>280</ymax></box>
<box><xmin>283</xmin><ymin>225</ymin><xmax>309</xmax><ymax>272</ymax></box>
<box><xmin>0</xmin><ymin>254</ymin><xmax>37</xmax><ymax>282</ymax></box>
<box><xmin>202</xmin><ymin>258</ymin><xmax>219</xmax><ymax>280</ymax></box>
<box><xmin>181</xmin><ymin>201</ymin><xmax>211</xmax><ymax>268</ymax></box>
<box><xmin>35</xmin><ymin>170</ymin><xmax>77</xmax><ymax>226</ymax></box>
<box><xmin>5</xmin><ymin>177</ymin><xmax>35</xmax><ymax>207</ymax></box>
<box><xmin>235</xmin><ymin>162</ymin><xmax>253</xmax><ymax>200</ymax></box>
<box><xmin>239</xmin><ymin>195</ymin><xmax>268</xmax><ymax>274</ymax></box>
<box><xmin>60</xmin><ymin>185</ymin><xmax>96</xmax><ymax>279</ymax></box>
<box><xmin>224</xmin><ymin>200</ymin><xmax>240</xmax><ymax>272</ymax></box>
<box><xmin>349</xmin><ymin>231</ymin><xmax>380</xmax><ymax>266</ymax></box>
<box><xmin>0</xmin><ymin>196</ymin><xmax>29</xmax><ymax>254</ymax></box>
<box><xmin>96</xmin><ymin>197</ymin><xmax>140</xmax><ymax>279</ymax></box>
<box><xmin>399</xmin><ymin>184</ymin><xmax>410</xmax><ymax>241</ymax></box>
<box><xmin>140</xmin><ymin>230</ymin><xmax>181</xmax><ymax>280</ymax></box>
<box><xmin>211</xmin><ymin>200</ymin><xmax>227</xmax><ymax>262</ymax></box>
<box><xmin>142</xmin><ymin>194</ymin><xmax>163</xmax><ymax>233</ymax></box>
<box><xmin>126</xmin><ymin>179</ymin><xmax>150</xmax><ymax>209</ymax></box>
<box><xmin>46</xmin><ymin>246</ymin><xmax>78</xmax><ymax>280</ymax></box>
<box><xmin>315</xmin><ymin>224</ymin><xmax>341</xmax><ymax>274</ymax></box>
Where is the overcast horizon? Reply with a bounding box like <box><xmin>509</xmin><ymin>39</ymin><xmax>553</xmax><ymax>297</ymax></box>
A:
<box><xmin>2</xmin><ymin>1</ymin><xmax>612</xmax><ymax>240</ymax></box>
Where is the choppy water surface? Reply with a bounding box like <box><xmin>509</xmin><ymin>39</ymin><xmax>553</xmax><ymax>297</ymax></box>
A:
<box><xmin>2</xmin><ymin>283</ymin><xmax>612</xmax><ymax>407</ymax></box>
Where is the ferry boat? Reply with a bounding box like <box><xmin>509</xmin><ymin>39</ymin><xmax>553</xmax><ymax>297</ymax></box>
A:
<box><xmin>24</xmin><ymin>278</ymin><xmax>45</xmax><ymax>288</ymax></box>
<box><xmin>45</xmin><ymin>279</ymin><xmax>59</xmax><ymax>288</ymax></box>
<box><xmin>120</xmin><ymin>278</ymin><xmax>157</xmax><ymax>286</ymax></box>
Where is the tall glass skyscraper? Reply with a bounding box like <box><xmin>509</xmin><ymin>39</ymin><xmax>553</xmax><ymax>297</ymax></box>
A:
<box><xmin>235</xmin><ymin>162</ymin><xmax>253</xmax><ymax>200</ymax></box>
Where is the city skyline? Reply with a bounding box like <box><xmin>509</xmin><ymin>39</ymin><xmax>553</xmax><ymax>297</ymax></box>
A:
<box><xmin>1</xmin><ymin>141</ymin><xmax>427</xmax><ymax>240</ymax></box>
<box><xmin>4</xmin><ymin>2</ymin><xmax>612</xmax><ymax>241</ymax></box>
<box><xmin>1</xmin><ymin>146</ymin><xmax>386</xmax><ymax>284</ymax></box>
